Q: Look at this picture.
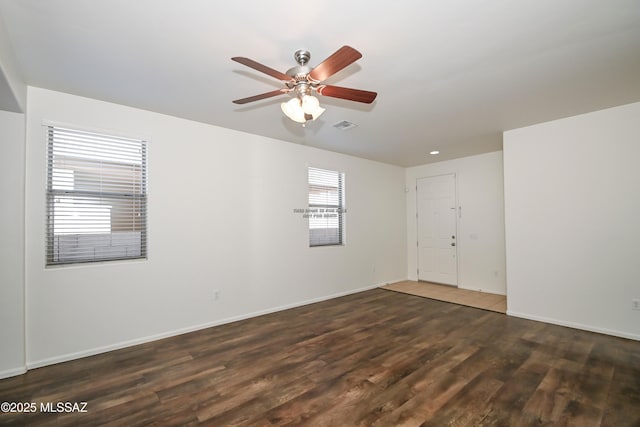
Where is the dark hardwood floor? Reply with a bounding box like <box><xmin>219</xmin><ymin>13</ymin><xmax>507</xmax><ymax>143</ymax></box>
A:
<box><xmin>1</xmin><ymin>289</ymin><xmax>639</xmax><ymax>426</ymax></box>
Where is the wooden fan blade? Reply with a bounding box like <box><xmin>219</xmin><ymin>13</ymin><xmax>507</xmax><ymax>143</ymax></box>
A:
<box><xmin>308</xmin><ymin>46</ymin><xmax>362</xmax><ymax>83</ymax></box>
<box><xmin>231</xmin><ymin>57</ymin><xmax>293</xmax><ymax>82</ymax></box>
<box><xmin>232</xmin><ymin>89</ymin><xmax>289</xmax><ymax>104</ymax></box>
<box><xmin>316</xmin><ymin>85</ymin><xmax>377</xmax><ymax>104</ymax></box>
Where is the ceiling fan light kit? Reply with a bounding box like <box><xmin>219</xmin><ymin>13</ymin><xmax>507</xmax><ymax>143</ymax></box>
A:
<box><xmin>281</xmin><ymin>95</ymin><xmax>325</xmax><ymax>124</ymax></box>
<box><xmin>232</xmin><ymin>46</ymin><xmax>377</xmax><ymax>125</ymax></box>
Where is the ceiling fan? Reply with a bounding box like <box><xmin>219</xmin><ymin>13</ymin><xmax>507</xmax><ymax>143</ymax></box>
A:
<box><xmin>231</xmin><ymin>46</ymin><xmax>377</xmax><ymax>124</ymax></box>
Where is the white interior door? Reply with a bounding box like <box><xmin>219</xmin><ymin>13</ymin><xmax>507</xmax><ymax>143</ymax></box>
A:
<box><xmin>417</xmin><ymin>174</ymin><xmax>458</xmax><ymax>285</ymax></box>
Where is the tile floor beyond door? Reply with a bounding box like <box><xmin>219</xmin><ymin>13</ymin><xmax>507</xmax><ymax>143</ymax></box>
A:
<box><xmin>381</xmin><ymin>280</ymin><xmax>507</xmax><ymax>313</ymax></box>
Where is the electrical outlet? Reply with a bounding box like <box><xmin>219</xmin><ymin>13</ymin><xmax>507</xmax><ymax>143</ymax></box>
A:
<box><xmin>633</xmin><ymin>298</ymin><xmax>640</xmax><ymax>311</ymax></box>
<box><xmin>213</xmin><ymin>290</ymin><xmax>220</xmax><ymax>301</ymax></box>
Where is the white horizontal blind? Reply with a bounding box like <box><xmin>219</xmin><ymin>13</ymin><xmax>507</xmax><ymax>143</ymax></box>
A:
<box><xmin>308</xmin><ymin>167</ymin><xmax>344</xmax><ymax>246</ymax></box>
<box><xmin>46</xmin><ymin>126</ymin><xmax>147</xmax><ymax>265</ymax></box>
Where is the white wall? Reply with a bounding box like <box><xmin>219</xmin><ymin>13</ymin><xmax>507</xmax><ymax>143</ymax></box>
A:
<box><xmin>24</xmin><ymin>87</ymin><xmax>407</xmax><ymax>367</ymax></box>
<box><xmin>406</xmin><ymin>151</ymin><xmax>506</xmax><ymax>295</ymax></box>
<box><xmin>0</xmin><ymin>110</ymin><xmax>26</xmax><ymax>378</ymax></box>
<box><xmin>0</xmin><ymin>13</ymin><xmax>26</xmax><ymax>112</ymax></box>
<box><xmin>504</xmin><ymin>101</ymin><xmax>640</xmax><ymax>340</ymax></box>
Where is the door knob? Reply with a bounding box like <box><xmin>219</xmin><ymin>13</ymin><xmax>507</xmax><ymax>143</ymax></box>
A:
<box><xmin>451</xmin><ymin>242</ymin><xmax>456</xmax><ymax>247</ymax></box>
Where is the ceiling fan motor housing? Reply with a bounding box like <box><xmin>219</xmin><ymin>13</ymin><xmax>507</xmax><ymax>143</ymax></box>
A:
<box><xmin>285</xmin><ymin>50</ymin><xmax>314</xmax><ymax>97</ymax></box>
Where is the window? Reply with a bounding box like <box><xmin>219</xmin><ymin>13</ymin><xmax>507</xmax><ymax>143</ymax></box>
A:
<box><xmin>46</xmin><ymin>126</ymin><xmax>147</xmax><ymax>265</ymax></box>
<box><xmin>308</xmin><ymin>167</ymin><xmax>345</xmax><ymax>246</ymax></box>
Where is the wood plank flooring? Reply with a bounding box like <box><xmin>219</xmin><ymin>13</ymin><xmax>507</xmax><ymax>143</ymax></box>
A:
<box><xmin>1</xmin><ymin>289</ymin><xmax>638</xmax><ymax>426</ymax></box>
<box><xmin>382</xmin><ymin>280</ymin><xmax>507</xmax><ymax>313</ymax></box>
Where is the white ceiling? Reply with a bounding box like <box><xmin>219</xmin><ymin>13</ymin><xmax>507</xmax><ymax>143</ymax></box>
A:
<box><xmin>1</xmin><ymin>0</ymin><xmax>639</xmax><ymax>166</ymax></box>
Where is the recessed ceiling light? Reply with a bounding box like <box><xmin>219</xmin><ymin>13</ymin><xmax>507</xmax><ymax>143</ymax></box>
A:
<box><xmin>430</xmin><ymin>150</ymin><xmax>440</xmax><ymax>155</ymax></box>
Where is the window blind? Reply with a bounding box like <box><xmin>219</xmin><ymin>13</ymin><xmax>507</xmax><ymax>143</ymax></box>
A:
<box><xmin>46</xmin><ymin>126</ymin><xmax>147</xmax><ymax>265</ymax></box>
<box><xmin>308</xmin><ymin>167</ymin><xmax>344</xmax><ymax>246</ymax></box>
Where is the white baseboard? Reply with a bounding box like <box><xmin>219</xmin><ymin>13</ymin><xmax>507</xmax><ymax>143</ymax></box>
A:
<box><xmin>27</xmin><ymin>282</ymin><xmax>390</xmax><ymax>371</ymax></box>
<box><xmin>0</xmin><ymin>366</ymin><xmax>27</xmax><ymax>380</ymax></box>
<box><xmin>378</xmin><ymin>277</ymin><xmax>409</xmax><ymax>286</ymax></box>
<box><xmin>507</xmin><ymin>310</ymin><xmax>640</xmax><ymax>341</ymax></box>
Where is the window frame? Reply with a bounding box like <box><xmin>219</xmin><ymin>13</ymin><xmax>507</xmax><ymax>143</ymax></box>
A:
<box><xmin>308</xmin><ymin>166</ymin><xmax>345</xmax><ymax>247</ymax></box>
<box><xmin>45</xmin><ymin>124</ymin><xmax>148</xmax><ymax>266</ymax></box>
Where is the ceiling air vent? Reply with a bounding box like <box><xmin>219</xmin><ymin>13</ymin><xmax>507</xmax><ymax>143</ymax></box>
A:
<box><xmin>333</xmin><ymin>120</ymin><xmax>358</xmax><ymax>131</ymax></box>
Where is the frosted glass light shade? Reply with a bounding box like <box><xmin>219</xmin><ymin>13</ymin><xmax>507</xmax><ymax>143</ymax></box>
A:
<box><xmin>302</xmin><ymin>95</ymin><xmax>325</xmax><ymax>119</ymax></box>
<box><xmin>281</xmin><ymin>98</ymin><xmax>306</xmax><ymax>123</ymax></box>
